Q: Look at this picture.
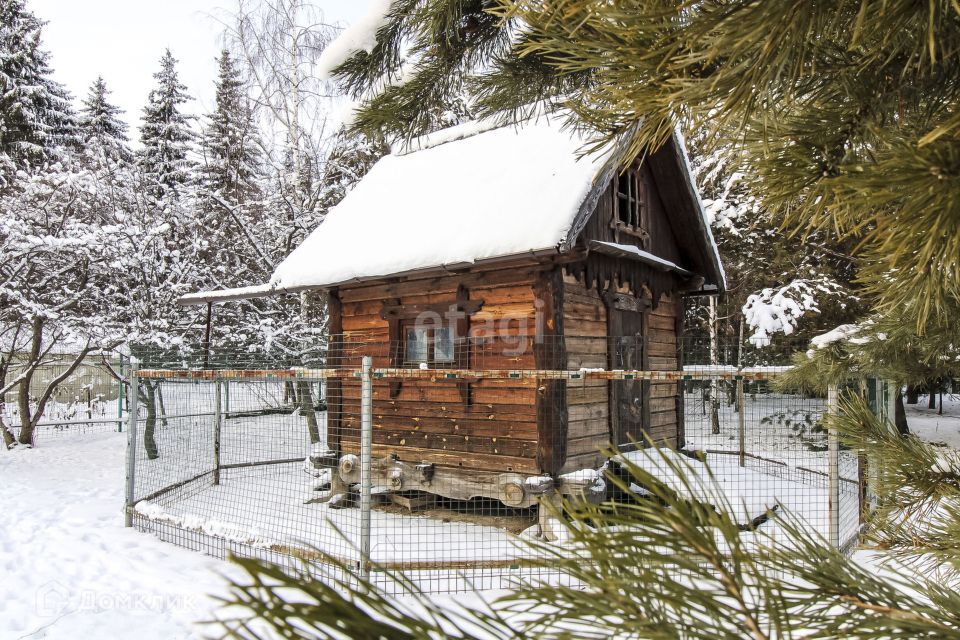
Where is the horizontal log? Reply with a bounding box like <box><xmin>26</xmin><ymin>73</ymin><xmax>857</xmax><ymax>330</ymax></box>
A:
<box><xmin>567</xmin><ymin>383</ymin><xmax>608</xmax><ymax>405</ymax></box>
<box><xmin>650</xmin><ymin>356</ymin><xmax>679</xmax><ymax>370</ymax></box>
<box><xmin>564</xmin><ymin>319</ymin><xmax>606</xmax><ymax>337</ymax></box>
<box><xmin>561</xmin><ymin>452</ymin><xmax>607</xmax><ymax>474</ymax></box>
<box><xmin>648</xmin><ymin>314</ymin><xmax>677</xmax><ymax>331</ymax></box>
<box><xmin>369</xmin><ymin>400</ymin><xmax>537</xmax><ymax>420</ymax></box>
<box><xmin>647</xmin><ymin>341</ymin><xmax>678</xmax><ymax>357</ymax></box>
<box><xmin>648</xmin><ymin>397</ymin><xmax>677</xmax><ymax>413</ymax></box>
<box><xmin>566</xmin><ymin>433</ymin><xmax>611</xmax><ymax>456</ymax></box>
<box><xmin>342</xmin><ymin>429</ymin><xmax>539</xmax><ymax>458</ymax></box>
<box><xmin>340</xmin><ymin>442</ymin><xmax>540</xmax><ymax>474</ymax></box>
<box><xmin>338</xmin><ymin>268</ymin><xmax>538</xmax><ymax>303</ymax></box>
<box><xmin>649</xmin><ymin>411</ymin><xmax>677</xmax><ymax>428</ymax></box>
<box><xmin>568</xmin><ymin>403</ymin><xmax>608</xmax><ymax>422</ymax></box>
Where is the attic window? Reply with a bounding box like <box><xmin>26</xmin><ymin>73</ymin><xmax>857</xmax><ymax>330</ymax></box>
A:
<box><xmin>612</xmin><ymin>170</ymin><xmax>650</xmax><ymax>248</ymax></box>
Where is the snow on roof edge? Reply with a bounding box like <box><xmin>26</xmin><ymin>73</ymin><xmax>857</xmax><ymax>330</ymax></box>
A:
<box><xmin>178</xmin><ymin>283</ymin><xmax>281</xmax><ymax>306</ymax></box>
<box><xmin>674</xmin><ymin>128</ymin><xmax>727</xmax><ymax>291</ymax></box>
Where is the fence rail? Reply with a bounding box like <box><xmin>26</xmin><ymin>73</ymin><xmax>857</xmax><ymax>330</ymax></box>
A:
<box><xmin>138</xmin><ymin>366</ymin><xmax>791</xmax><ymax>381</ymax></box>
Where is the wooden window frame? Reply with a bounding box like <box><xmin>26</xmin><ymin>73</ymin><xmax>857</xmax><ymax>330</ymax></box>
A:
<box><xmin>401</xmin><ymin>322</ymin><xmax>456</xmax><ymax>367</ymax></box>
<box><xmin>611</xmin><ymin>168</ymin><xmax>650</xmax><ymax>248</ymax></box>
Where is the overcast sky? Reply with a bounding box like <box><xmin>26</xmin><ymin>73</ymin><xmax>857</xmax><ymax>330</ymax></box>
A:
<box><xmin>29</xmin><ymin>0</ymin><xmax>370</xmax><ymax>132</ymax></box>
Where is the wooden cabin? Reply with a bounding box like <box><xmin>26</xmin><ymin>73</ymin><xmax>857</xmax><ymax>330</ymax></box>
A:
<box><xmin>183</xmin><ymin>116</ymin><xmax>724</xmax><ymax>513</ymax></box>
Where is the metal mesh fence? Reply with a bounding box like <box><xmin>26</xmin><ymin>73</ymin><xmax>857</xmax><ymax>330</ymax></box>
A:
<box><xmin>125</xmin><ymin>336</ymin><xmax>875</xmax><ymax>593</ymax></box>
<box><xmin>2</xmin><ymin>353</ymin><xmax>128</xmax><ymax>443</ymax></box>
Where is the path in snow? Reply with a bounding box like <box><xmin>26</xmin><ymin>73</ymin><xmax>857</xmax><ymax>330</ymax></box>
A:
<box><xmin>0</xmin><ymin>432</ymin><xmax>236</xmax><ymax>640</ymax></box>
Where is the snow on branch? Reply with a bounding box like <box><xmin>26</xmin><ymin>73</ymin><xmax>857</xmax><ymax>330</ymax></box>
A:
<box><xmin>317</xmin><ymin>0</ymin><xmax>393</xmax><ymax>80</ymax></box>
<box><xmin>743</xmin><ymin>278</ymin><xmax>843</xmax><ymax>347</ymax></box>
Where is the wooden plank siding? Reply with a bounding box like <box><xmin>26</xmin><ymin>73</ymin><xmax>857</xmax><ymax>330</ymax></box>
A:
<box><xmin>645</xmin><ymin>294</ymin><xmax>682</xmax><ymax>448</ymax></box>
<box><xmin>561</xmin><ymin>271</ymin><xmax>610</xmax><ymax>473</ymax></box>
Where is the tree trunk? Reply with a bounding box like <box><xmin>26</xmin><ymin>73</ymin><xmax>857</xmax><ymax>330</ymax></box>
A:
<box><xmin>905</xmin><ymin>385</ymin><xmax>919</xmax><ymax>404</ymax></box>
<box><xmin>297</xmin><ymin>380</ymin><xmax>320</xmax><ymax>445</ymax></box>
<box><xmin>927</xmin><ymin>389</ymin><xmax>937</xmax><ymax>410</ymax></box>
<box><xmin>156</xmin><ymin>383</ymin><xmax>169</xmax><ymax>428</ymax></box>
<box><xmin>939</xmin><ymin>391</ymin><xmax>944</xmax><ymax>416</ymax></box>
<box><xmin>709</xmin><ymin>297</ymin><xmax>721</xmax><ymax>434</ymax></box>
<box><xmin>143</xmin><ymin>382</ymin><xmax>159</xmax><ymax>459</ymax></box>
<box><xmin>1</xmin><ymin>414</ymin><xmax>16</xmax><ymax>450</ymax></box>
<box><xmin>895</xmin><ymin>391</ymin><xmax>909</xmax><ymax>436</ymax></box>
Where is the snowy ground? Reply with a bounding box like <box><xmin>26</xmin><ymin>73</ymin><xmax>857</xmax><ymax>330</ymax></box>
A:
<box><xmin>1</xmin><ymin>391</ymin><xmax>927</xmax><ymax>638</ymax></box>
<box><xmin>0</xmin><ymin>383</ymin><xmax>901</xmax><ymax>637</ymax></box>
<box><xmin>906</xmin><ymin>393</ymin><xmax>960</xmax><ymax>449</ymax></box>
<box><xmin>0</xmin><ymin>432</ymin><xmax>236</xmax><ymax>639</ymax></box>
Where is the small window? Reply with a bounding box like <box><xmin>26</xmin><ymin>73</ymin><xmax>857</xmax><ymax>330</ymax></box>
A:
<box><xmin>404</xmin><ymin>324</ymin><xmax>456</xmax><ymax>366</ymax></box>
<box><xmin>433</xmin><ymin>327</ymin><xmax>454</xmax><ymax>363</ymax></box>
<box><xmin>405</xmin><ymin>327</ymin><xmax>429</xmax><ymax>363</ymax></box>
<box><xmin>612</xmin><ymin>170</ymin><xmax>650</xmax><ymax>246</ymax></box>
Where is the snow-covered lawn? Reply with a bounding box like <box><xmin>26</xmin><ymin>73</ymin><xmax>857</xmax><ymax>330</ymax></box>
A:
<box><xmin>1</xmin><ymin>387</ymin><xmax>911</xmax><ymax>637</ymax></box>
<box><xmin>906</xmin><ymin>393</ymin><xmax>960</xmax><ymax>449</ymax></box>
<box><xmin>0</xmin><ymin>432</ymin><xmax>235</xmax><ymax>639</ymax></box>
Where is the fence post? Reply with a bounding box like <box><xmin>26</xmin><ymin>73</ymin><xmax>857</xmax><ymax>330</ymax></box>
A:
<box><xmin>827</xmin><ymin>383</ymin><xmax>840</xmax><ymax>549</ymax></box>
<box><xmin>124</xmin><ymin>360</ymin><xmax>140</xmax><ymax>527</ymax></box>
<box><xmin>737</xmin><ymin>377</ymin><xmax>746</xmax><ymax>467</ymax></box>
<box><xmin>359</xmin><ymin>355</ymin><xmax>373</xmax><ymax>582</ymax></box>
<box><xmin>213</xmin><ymin>379</ymin><xmax>222</xmax><ymax>486</ymax></box>
<box><xmin>117</xmin><ymin>354</ymin><xmax>125</xmax><ymax>432</ymax></box>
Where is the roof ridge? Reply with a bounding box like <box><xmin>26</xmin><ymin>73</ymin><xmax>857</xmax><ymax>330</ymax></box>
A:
<box><xmin>392</xmin><ymin>104</ymin><xmax>562</xmax><ymax>156</ymax></box>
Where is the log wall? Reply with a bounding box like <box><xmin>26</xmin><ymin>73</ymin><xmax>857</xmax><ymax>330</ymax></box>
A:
<box><xmin>561</xmin><ymin>271</ymin><xmax>610</xmax><ymax>473</ymax></box>
<box><xmin>335</xmin><ymin>266</ymin><xmax>544</xmax><ymax>474</ymax></box>
<box><xmin>646</xmin><ymin>293</ymin><xmax>683</xmax><ymax>447</ymax></box>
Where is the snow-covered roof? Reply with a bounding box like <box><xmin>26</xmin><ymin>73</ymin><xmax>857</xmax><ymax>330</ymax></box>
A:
<box><xmin>269</xmin><ymin>116</ymin><xmax>613</xmax><ymax>291</ymax></box>
<box><xmin>180</xmin><ymin>115</ymin><xmax>725</xmax><ymax>305</ymax></box>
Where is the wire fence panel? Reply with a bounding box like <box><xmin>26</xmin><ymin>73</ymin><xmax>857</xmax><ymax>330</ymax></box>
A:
<box><xmin>2</xmin><ymin>354</ymin><xmax>128</xmax><ymax>443</ymax></box>
<box><xmin>125</xmin><ymin>336</ymin><xmax>872</xmax><ymax>593</ymax></box>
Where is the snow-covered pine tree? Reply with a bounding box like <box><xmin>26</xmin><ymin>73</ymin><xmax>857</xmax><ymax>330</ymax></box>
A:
<box><xmin>139</xmin><ymin>49</ymin><xmax>195</xmax><ymax>197</ymax></box>
<box><xmin>215</xmin><ymin>3</ymin><xmax>960</xmax><ymax>636</ymax></box>
<box><xmin>199</xmin><ymin>50</ymin><xmax>262</xmax><ymax>207</ymax></box>
<box><xmin>0</xmin><ymin>0</ymin><xmax>78</xmax><ymax>184</ymax></box>
<box><xmin>78</xmin><ymin>76</ymin><xmax>133</xmax><ymax>165</ymax></box>
<box><xmin>686</xmin><ymin>140</ymin><xmax>864</xmax><ymax>356</ymax></box>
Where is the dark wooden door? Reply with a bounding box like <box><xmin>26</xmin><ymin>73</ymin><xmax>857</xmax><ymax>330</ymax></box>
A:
<box><xmin>609</xmin><ymin>308</ymin><xmax>648</xmax><ymax>448</ymax></box>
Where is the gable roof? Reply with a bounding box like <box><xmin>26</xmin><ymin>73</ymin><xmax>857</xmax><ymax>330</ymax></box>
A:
<box><xmin>180</xmin><ymin>115</ymin><xmax>724</xmax><ymax>306</ymax></box>
<box><xmin>268</xmin><ymin>116</ymin><xmax>614</xmax><ymax>291</ymax></box>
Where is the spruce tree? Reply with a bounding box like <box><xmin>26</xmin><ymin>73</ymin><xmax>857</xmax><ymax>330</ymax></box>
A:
<box><xmin>139</xmin><ymin>49</ymin><xmax>195</xmax><ymax>197</ymax></box>
<box><xmin>194</xmin><ymin>49</ymin><xmax>268</xmax><ymax>344</ymax></box>
<box><xmin>0</xmin><ymin>0</ymin><xmax>77</xmax><ymax>182</ymax></box>
<box><xmin>199</xmin><ymin>50</ymin><xmax>262</xmax><ymax>207</ymax></box>
<box><xmin>78</xmin><ymin>76</ymin><xmax>133</xmax><ymax>164</ymax></box>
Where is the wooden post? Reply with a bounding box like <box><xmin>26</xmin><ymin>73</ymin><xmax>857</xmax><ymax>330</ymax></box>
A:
<box><xmin>203</xmin><ymin>302</ymin><xmax>213</xmax><ymax>369</ymax></box>
<box><xmin>359</xmin><ymin>356</ymin><xmax>373</xmax><ymax>581</ymax></box>
<box><xmin>326</xmin><ymin>290</ymin><xmax>343</xmax><ymax>457</ymax></box>
<box><xmin>827</xmin><ymin>383</ymin><xmax>840</xmax><ymax>549</ymax></box>
<box><xmin>533</xmin><ymin>269</ymin><xmax>567</xmax><ymax>475</ymax></box>
<box><xmin>737</xmin><ymin>378</ymin><xmax>746</xmax><ymax>467</ymax></box>
<box><xmin>117</xmin><ymin>353</ymin><xmax>124</xmax><ymax>432</ymax></box>
<box><xmin>213</xmin><ymin>379</ymin><xmax>222</xmax><ymax>486</ymax></box>
<box><xmin>124</xmin><ymin>361</ymin><xmax>140</xmax><ymax>527</ymax></box>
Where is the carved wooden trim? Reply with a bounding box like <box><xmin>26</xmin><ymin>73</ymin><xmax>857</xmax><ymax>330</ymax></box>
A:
<box><xmin>609</xmin><ymin>292</ymin><xmax>653</xmax><ymax>313</ymax></box>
